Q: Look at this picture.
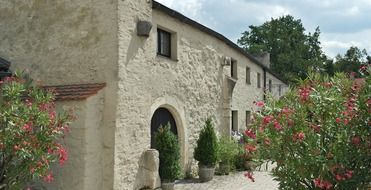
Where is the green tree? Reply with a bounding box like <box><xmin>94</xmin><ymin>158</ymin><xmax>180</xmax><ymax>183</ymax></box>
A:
<box><xmin>334</xmin><ymin>46</ymin><xmax>369</xmax><ymax>77</ymax></box>
<box><xmin>237</xmin><ymin>15</ymin><xmax>326</xmax><ymax>83</ymax></box>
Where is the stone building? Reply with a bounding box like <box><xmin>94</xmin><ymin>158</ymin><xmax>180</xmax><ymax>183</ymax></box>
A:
<box><xmin>0</xmin><ymin>0</ymin><xmax>288</xmax><ymax>190</ymax></box>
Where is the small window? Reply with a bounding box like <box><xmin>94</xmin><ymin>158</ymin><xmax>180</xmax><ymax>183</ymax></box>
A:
<box><xmin>246</xmin><ymin>111</ymin><xmax>251</xmax><ymax>127</ymax></box>
<box><xmin>246</xmin><ymin>67</ymin><xmax>251</xmax><ymax>84</ymax></box>
<box><xmin>278</xmin><ymin>85</ymin><xmax>282</xmax><ymax>96</ymax></box>
<box><xmin>231</xmin><ymin>60</ymin><xmax>237</xmax><ymax>79</ymax></box>
<box><xmin>231</xmin><ymin>110</ymin><xmax>238</xmax><ymax>132</ymax></box>
<box><xmin>157</xmin><ymin>29</ymin><xmax>171</xmax><ymax>57</ymax></box>
<box><xmin>269</xmin><ymin>79</ymin><xmax>272</xmax><ymax>92</ymax></box>
<box><xmin>257</xmin><ymin>72</ymin><xmax>261</xmax><ymax>88</ymax></box>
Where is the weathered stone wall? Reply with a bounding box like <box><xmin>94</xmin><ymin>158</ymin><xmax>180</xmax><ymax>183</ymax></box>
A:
<box><xmin>115</xmin><ymin>2</ymin><xmax>288</xmax><ymax>189</ymax></box>
<box><xmin>0</xmin><ymin>1</ymin><xmax>118</xmax><ymax>190</ymax></box>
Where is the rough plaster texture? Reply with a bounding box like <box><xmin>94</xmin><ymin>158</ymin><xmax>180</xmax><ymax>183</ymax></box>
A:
<box><xmin>115</xmin><ymin>3</ymin><xmax>288</xmax><ymax>189</ymax></box>
<box><xmin>0</xmin><ymin>0</ymin><xmax>288</xmax><ymax>189</ymax></box>
<box><xmin>0</xmin><ymin>1</ymin><xmax>118</xmax><ymax>190</ymax></box>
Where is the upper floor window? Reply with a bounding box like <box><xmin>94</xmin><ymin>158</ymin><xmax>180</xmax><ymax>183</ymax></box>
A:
<box><xmin>257</xmin><ymin>72</ymin><xmax>261</xmax><ymax>88</ymax></box>
<box><xmin>157</xmin><ymin>28</ymin><xmax>171</xmax><ymax>57</ymax></box>
<box><xmin>246</xmin><ymin>111</ymin><xmax>251</xmax><ymax>127</ymax></box>
<box><xmin>268</xmin><ymin>79</ymin><xmax>272</xmax><ymax>92</ymax></box>
<box><xmin>246</xmin><ymin>67</ymin><xmax>251</xmax><ymax>84</ymax></box>
<box><xmin>278</xmin><ymin>84</ymin><xmax>282</xmax><ymax>96</ymax></box>
<box><xmin>231</xmin><ymin>59</ymin><xmax>238</xmax><ymax>79</ymax></box>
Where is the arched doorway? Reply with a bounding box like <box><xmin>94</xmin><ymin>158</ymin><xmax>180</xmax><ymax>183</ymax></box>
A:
<box><xmin>150</xmin><ymin>107</ymin><xmax>178</xmax><ymax>148</ymax></box>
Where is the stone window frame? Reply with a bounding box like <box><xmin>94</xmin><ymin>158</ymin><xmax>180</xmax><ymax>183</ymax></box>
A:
<box><xmin>246</xmin><ymin>110</ymin><xmax>251</xmax><ymax>127</ymax></box>
<box><xmin>246</xmin><ymin>66</ymin><xmax>251</xmax><ymax>84</ymax></box>
<box><xmin>157</xmin><ymin>28</ymin><xmax>171</xmax><ymax>58</ymax></box>
<box><xmin>231</xmin><ymin>59</ymin><xmax>238</xmax><ymax>79</ymax></box>
<box><xmin>231</xmin><ymin>110</ymin><xmax>238</xmax><ymax>132</ymax></box>
<box><xmin>156</xmin><ymin>26</ymin><xmax>178</xmax><ymax>61</ymax></box>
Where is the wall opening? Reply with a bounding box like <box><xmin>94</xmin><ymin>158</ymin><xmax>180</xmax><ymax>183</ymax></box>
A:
<box><xmin>150</xmin><ymin>108</ymin><xmax>178</xmax><ymax>148</ymax></box>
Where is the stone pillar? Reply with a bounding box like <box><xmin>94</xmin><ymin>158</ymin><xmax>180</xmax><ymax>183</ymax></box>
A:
<box><xmin>134</xmin><ymin>149</ymin><xmax>161</xmax><ymax>190</ymax></box>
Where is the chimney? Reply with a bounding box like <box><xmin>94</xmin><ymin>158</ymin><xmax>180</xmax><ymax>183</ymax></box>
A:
<box><xmin>255</xmin><ymin>52</ymin><xmax>270</xmax><ymax>68</ymax></box>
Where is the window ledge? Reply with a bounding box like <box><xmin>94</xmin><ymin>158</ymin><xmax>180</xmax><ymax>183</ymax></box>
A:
<box><xmin>156</xmin><ymin>54</ymin><xmax>178</xmax><ymax>62</ymax></box>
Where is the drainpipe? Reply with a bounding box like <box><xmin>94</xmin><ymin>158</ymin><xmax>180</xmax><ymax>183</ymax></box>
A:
<box><xmin>263</xmin><ymin>68</ymin><xmax>266</xmax><ymax>101</ymax></box>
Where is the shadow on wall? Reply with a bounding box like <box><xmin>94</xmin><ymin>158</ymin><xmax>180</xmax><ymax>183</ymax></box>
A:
<box><xmin>125</xmin><ymin>27</ymin><xmax>150</xmax><ymax>65</ymax></box>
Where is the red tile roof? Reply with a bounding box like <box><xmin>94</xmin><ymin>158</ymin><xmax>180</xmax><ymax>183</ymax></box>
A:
<box><xmin>43</xmin><ymin>83</ymin><xmax>106</xmax><ymax>101</ymax></box>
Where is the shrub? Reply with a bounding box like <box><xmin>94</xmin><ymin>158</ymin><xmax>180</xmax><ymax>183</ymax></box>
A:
<box><xmin>217</xmin><ymin>136</ymin><xmax>239</xmax><ymax>174</ymax></box>
<box><xmin>248</xmin><ymin>67</ymin><xmax>371</xmax><ymax>189</ymax></box>
<box><xmin>194</xmin><ymin>118</ymin><xmax>218</xmax><ymax>167</ymax></box>
<box><xmin>0</xmin><ymin>74</ymin><xmax>72</xmax><ymax>189</ymax></box>
<box><xmin>155</xmin><ymin>124</ymin><xmax>181</xmax><ymax>182</ymax></box>
<box><xmin>218</xmin><ymin>136</ymin><xmax>239</xmax><ymax>164</ymax></box>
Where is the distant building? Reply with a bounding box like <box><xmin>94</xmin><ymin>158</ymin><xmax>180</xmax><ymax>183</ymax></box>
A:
<box><xmin>0</xmin><ymin>1</ymin><xmax>288</xmax><ymax>190</ymax></box>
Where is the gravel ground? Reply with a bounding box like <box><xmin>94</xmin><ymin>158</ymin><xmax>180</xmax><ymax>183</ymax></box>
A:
<box><xmin>174</xmin><ymin>171</ymin><xmax>278</xmax><ymax>190</ymax></box>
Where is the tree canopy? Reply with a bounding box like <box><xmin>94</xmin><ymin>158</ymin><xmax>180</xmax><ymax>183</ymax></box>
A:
<box><xmin>333</xmin><ymin>46</ymin><xmax>369</xmax><ymax>77</ymax></box>
<box><xmin>238</xmin><ymin>15</ymin><xmax>326</xmax><ymax>83</ymax></box>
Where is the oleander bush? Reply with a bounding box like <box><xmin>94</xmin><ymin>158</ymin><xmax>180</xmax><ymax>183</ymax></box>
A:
<box><xmin>247</xmin><ymin>65</ymin><xmax>371</xmax><ymax>189</ymax></box>
<box><xmin>0</xmin><ymin>74</ymin><xmax>73</xmax><ymax>189</ymax></box>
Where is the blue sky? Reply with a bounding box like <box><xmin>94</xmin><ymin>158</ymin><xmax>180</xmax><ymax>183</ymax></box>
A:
<box><xmin>156</xmin><ymin>0</ymin><xmax>371</xmax><ymax>58</ymax></box>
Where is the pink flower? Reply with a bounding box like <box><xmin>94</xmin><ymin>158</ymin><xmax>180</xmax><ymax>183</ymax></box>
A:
<box><xmin>344</xmin><ymin>170</ymin><xmax>353</xmax><ymax>179</ymax></box>
<box><xmin>22</xmin><ymin>123</ymin><xmax>32</xmax><ymax>132</ymax></box>
<box><xmin>335</xmin><ymin>118</ymin><xmax>342</xmax><ymax>123</ymax></box>
<box><xmin>298</xmin><ymin>87</ymin><xmax>311</xmax><ymax>102</ymax></box>
<box><xmin>244</xmin><ymin>172</ymin><xmax>255</xmax><ymax>182</ymax></box>
<box><xmin>43</xmin><ymin>172</ymin><xmax>54</xmax><ymax>183</ymax></box>
<box><xmin>244</xmin><ymin>129</ymin><xmax>256</xmax><ymax>139</ymax></box>
<box><xmin>245</xmin><ymin>144</ymin><xmax>257</xmax><ymax>153</ymax></box>
<box><xmin>313</xmin><ymin>178</ymin><xmax>333</xmax><ymax>189</ymax></box>
<box><xmin>255</xmin><ymin>101</ymin><xmax>265</xmax><ymax>107</ymax></box>
<box><xmin>56</xmin><ymin>147</ymin><xmax>68</xmax><ymax>166</ymax></box>
<box><xmin>293</xmin><ymin>131</ymin><xmax>305</xmax><ymax>142</ymax></box>
<box><xmin>335</xmin><ymin>174</ymin><xmax>345</xmax><ymax>181</ymax></box>
<box><xmin>263</xmin><ymin>115</ymin><xmax>273</xmax><ymax>125</ymax></box>
<box><xmin>351</xmin><ymin>136</ymin><xmax>361</xmax><ymax>146</ymax></box>
<box><xmin>287</xmin><ymin>119</ymin><xmax>294</xmax><ymax>127</ymax></box>
<box><xmin>273</xmin><ymin>120</ymin><xmax>282</xmax><ymax>131</ymax></box>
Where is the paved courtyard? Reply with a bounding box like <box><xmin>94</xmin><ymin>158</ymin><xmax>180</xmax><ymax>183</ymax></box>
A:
<box><xmin>174</xmin><ymin>171</ymin><xmax>278</xmax><ymax>190</ymax></box>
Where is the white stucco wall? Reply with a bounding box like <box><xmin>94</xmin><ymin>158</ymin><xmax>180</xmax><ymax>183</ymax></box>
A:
<box><xmin>0</xmin><ymin>1</ymin><xmax>118</xmax><ymax>190</ymax></box>
<box><xmin>266</xmin><ymin>72</ymin><xmax>289</xmax><ymax>98</ymax></box>
<box><xmin>115</xmin><ymin>2</ymin><xmax>288</xmax><ymax>189</ymax></box>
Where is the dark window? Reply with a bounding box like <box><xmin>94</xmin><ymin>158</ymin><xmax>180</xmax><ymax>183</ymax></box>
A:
<box><xmin>231</xmin><ymin>110</ymin><xmax>238</xmax><ymax>132</ymax></box>
<box><xmin>246</xmin><ymin>111</ymin><xmax>251</xmax><ymax>127</ymax></box>
<box><xmin>150</xmin><ymin>108</ymin><xmax>177</xmax><ymax>148</ymax></box>
<box><xmin>231</xmin><ymin>60</ymin><xmax>237</xmax><ymax>79</ymax></box>
<box><xmin>157</xmin><ymin>29</ymin><xmax>171</xmax><ymax>57</ymax></box>
<box><xmin>269</xmin><ymin>79</ymin><xmax>272</xmax><ymax>92</ymax></box>
<box><xmin>257</xmin><ymin>72</ymin><xmax>261</xmax><ymax>88</ymax></box>
<box><xmin>246</xmin><ymin>67</ymin><xmax>251</xmax><ymax>84</ymax></box>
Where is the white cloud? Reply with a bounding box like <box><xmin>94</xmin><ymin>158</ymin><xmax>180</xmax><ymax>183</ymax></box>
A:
<box><xmin>321</xmin><ymin>29</ymin><xmax>371</xmax><ymax>58</ymax></box>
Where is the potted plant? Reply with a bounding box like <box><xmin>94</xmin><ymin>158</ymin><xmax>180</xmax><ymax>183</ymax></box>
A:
<box><xmin>217</xmin><ymin>136</ymin><xmax>239</xmax><ymax>175</ymax></box>
<box><xmin>194</xmin><ymin>118</ymin><xmax>218</xmax><ymax>182</ymax></box>
<box><xmin>154</xmin><ymin>124</ymin><xmax>181</xmax><ymax>190</ymax></box>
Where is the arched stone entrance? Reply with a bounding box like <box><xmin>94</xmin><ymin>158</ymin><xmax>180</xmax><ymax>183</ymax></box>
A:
<box><xmin>150</xmin><ymin>97</ymin><xmax>188</xmax><ymax>173</ymax></box>
<box><xmin>150</xmin><ymin>108</ymin><xmax>178</xmax><ymax>148</ymax></box>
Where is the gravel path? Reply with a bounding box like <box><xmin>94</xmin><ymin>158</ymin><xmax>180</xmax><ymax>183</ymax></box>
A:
<box><xmin>174</xmin><ymin>171</ymin><xmax>278</xmax><ymax>190</ymax></box>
